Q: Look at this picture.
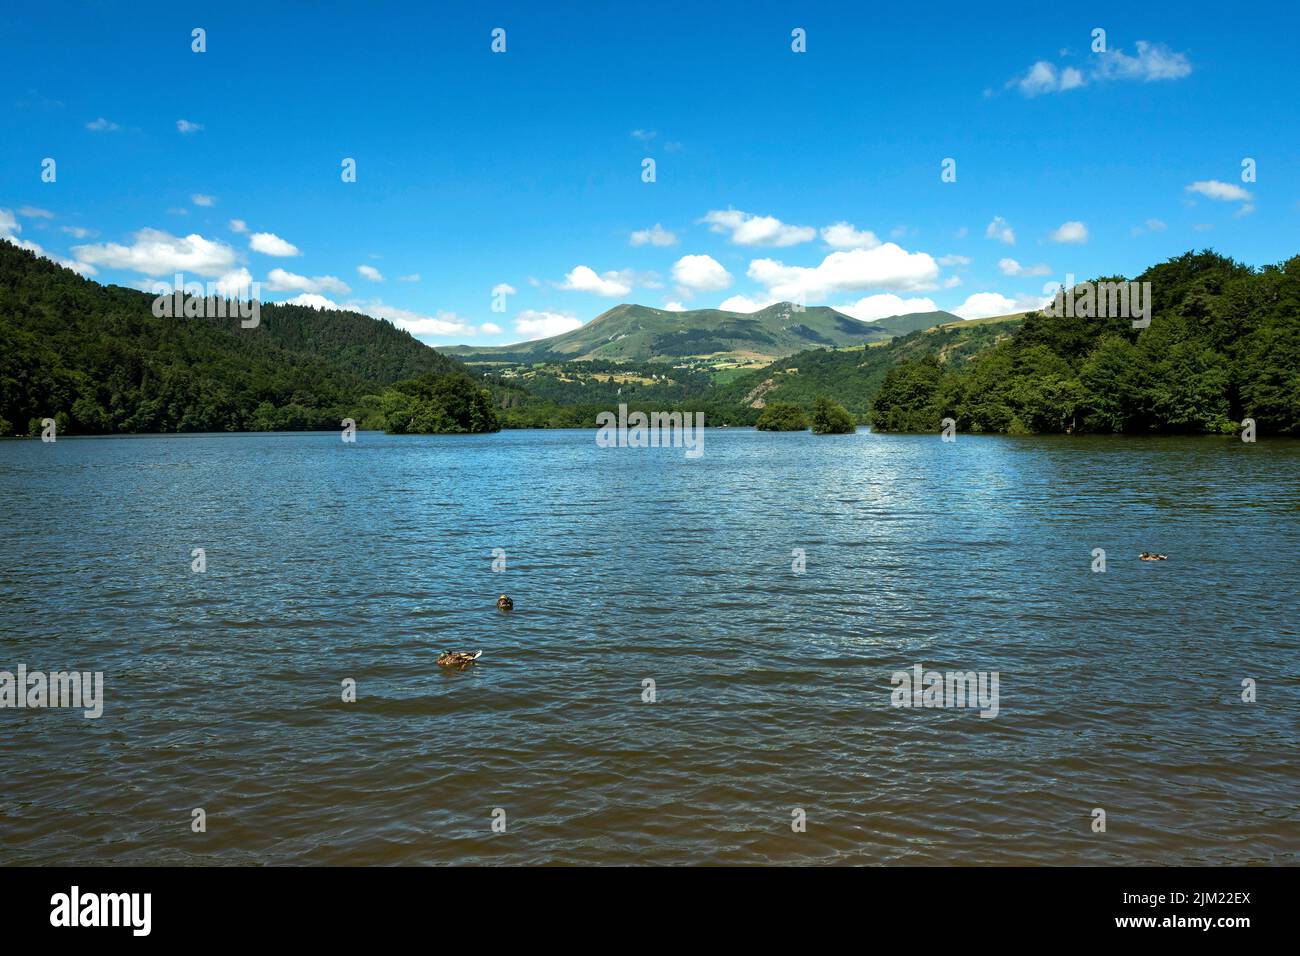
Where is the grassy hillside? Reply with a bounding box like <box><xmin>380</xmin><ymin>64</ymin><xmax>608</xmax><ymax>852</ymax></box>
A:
<box><xmin>445</xmin><ymin>302</ymin><xmax>960</xmax><ymax>363</ymax></box>
<box><xmin>714</xmin><ymin>316</ymin><xmax>1023</xmax><ymax>419</ymax></box>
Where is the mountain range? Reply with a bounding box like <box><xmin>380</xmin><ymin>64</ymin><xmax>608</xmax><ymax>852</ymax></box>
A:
<box><xmin>444</xmin><ymin>302</ymin><xmax>960</xmax><ymax>363</ymax></box>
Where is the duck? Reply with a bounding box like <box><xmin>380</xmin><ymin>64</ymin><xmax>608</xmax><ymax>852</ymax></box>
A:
<box><xmin>496</xmin><ymin>594</ymin><xmax>514</xmax><ymax>612</ymax></box>
<box><xmin>1139</xmin><ymin>552</ymin><xmax>1168</xmax><ymax>561</ymax></box>
<box><xmin>437</xmin><ymin>650</ymin><xmax>482</xmax><ymax>670</ymax></box>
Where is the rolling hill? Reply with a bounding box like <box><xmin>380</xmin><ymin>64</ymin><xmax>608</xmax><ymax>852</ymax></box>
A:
<box><xmin>445</xmin><ymin>302</ymin><xmax>960</xmax><ymax>363</ymax></box>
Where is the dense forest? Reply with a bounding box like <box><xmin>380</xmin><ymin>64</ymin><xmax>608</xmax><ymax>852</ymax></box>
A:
<box><xmin>0</xmin><ymin>241</ymin><xmax>465</xmax><ymax>435</ymax></box>
<box><xmin>870</xmin><ymin>251</ymin><xmax>1300</xmax><ymax>435</ymax></box>
<box><xmin>3</xmin><ymin>241</ymin><xmax>1295</xmax><ymax>437</ymax></box>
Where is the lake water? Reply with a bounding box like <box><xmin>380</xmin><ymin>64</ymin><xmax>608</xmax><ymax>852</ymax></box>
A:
<box><xmin>1</xmin><ymin>428</ymin><xmax>1297</xmax><ymax>865</ymax></box>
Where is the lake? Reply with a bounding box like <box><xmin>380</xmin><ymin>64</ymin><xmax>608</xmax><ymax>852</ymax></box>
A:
<box><xmin>1</xmin><ymin>428</ymin><xmax>1297</xmax><ymax>865</ymax></box>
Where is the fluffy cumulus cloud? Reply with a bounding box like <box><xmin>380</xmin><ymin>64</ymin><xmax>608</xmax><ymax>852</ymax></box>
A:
<box><xmin>355</xmin><ymin>302</ymin><xmax>477</xmax><ymax>339</ymax></box>
<box><xmin>1049</xmin><ymin>220</ymin><xmax>1088</xmax><ymax>244</ymax></box>
<box><xmin>560</xmin><ymin>265</ymin><xmax>633</xmax><ymax>296</ymax></box>
<box><xmin>838</xmin><ymin>294</ymin><xmax>938</xmax><ymax>322</ymax></box>
<box><xmin>702</xmin><ymin>209</ymin><xmax>815</xmax><ymax>247</ymax></box>
<box><xmin>717</xmin><ymin>294</ymin><xmax>776</xmax><ymax>313</ymax></box>
<box><xmin>358</xmin><ymin>264</ymin><xmax>384</xmax><ymax>282</ymax></box>
<box><xmin>985</xmin><ymin>217</ymin><xmax>1015</xmax><ymax>244</ymax></box>
<box><xmin>176</xmin><ymin>119</ymin><xmax>203</xmax><ymax>134</ymax></box>
<box><xmin>630</xmin><ymin>223</ymin><xmax>677</xmax><ymax>247</ymax></box>
<box><xmin>1185</xmin><ymin>180</ymin><xmax>1252</xmax><ymax>203</ymax></box>
<box><xmin>514</xmin><ymin>309</ymin><xmax>583</xmax><ymax>338</ymax></box>
<box><xmin>1</xmin><ymin>209</ymin><xmax>97</xmax><ymax>276</ymax></box>
<box><xmin>746</xmin><ymin>244</ymin><xmax>939</xmax><ymax>301</ymax></box>
<box><xmin>998</xmin><ymin>257</ymin><xmax>1052</xmax><ymax>276</ymax></box>
<box><xmin>671</xmin><ymin>254</ymin><xmax>732</xmax><ymax>292</ymax></box>
<box><xmin>72</xmin><ymin>228</ymin><xmax>238</xmax><ymax>277</ymax></box>
<box><xmin>279</xmin><ymin>293</ymin><xmax>337</xmax><ymax>310</ymax></box>
<box><xmin>191</xmin><ymin>194</ymin><xmax>215</xmax><ymax>207</ymax></box>
<box><xmin>265</xmin><ymin>268</ymin><xmax>350</xmax><ymax>295</ymax></box>
<box><xmin>953</xmin><ymin>292</ymin><xmax>1022</xmax><ymax>320</ymax></box>
<box><xmin>480</xmin><ymin>322</ymin><xmax>503</xmax><ymax>335</ymax></box>
<box><xmin>1015</xmin><ymin>61</ymin><xmax>1085</xmax><ymax>96</ymax></box>
<box><xmin>1011</xmin><ymin>41</ymin><xmax>1190</xmax><ymax>96</ymax></box>
<box><xmin>820</xmin><ymin>222</ymin><xmax>881</xmax><ymax>250</ymax></box>
<box><xmin>249</xmin><ymin>232</ymin><xmax>300</xmax><ymax>257</ymax></box>
<box><xmin>662</xmin><ymin>300</ymin><xmax>687</xmax><ymax>312</ymax></box>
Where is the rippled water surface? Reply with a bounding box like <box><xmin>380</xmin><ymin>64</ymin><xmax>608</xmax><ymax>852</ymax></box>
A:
<box><xmin>1</xmin><ymin>429</ymin><xmax>1297</xmax><ymax>865</ymax></box>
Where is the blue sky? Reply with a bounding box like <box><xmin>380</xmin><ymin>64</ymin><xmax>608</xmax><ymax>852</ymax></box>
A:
<box><xmin>3</xmin><ymin>0</ymin><xmax>1297</xmax><ymax>345</ymax></box>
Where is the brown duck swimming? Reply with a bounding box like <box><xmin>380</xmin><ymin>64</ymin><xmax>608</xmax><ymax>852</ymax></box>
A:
<box><xmin>496</xmin><ymin>594</ymin><xmax>514</xmax><ymax>612</ymax></box>
<box><xmin>437</xmin><ymin>650</ymin><xmax>482</xmax><ymax>670</ymax></box>
<box><xmin>1139</xmin><ymin>552</ymin><xmax>1168</xmax><ymax>561</ymax></box>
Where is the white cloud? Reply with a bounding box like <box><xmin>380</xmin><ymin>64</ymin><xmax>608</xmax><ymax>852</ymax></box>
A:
<box><xmin>213</xmin><ymin>268</ymin><xmax>254</xmax><ymax>297</ymax></box>
<box><xmin>717</xmin><ymin>294</ymin><xmax>776</xmax><ymax>313</ymax></box>
<box><xmin>943</xmin><ymin>276</ymin><xmax>962</xmax><ymax>288</ymax></box>
<box><xmin>560</xmin><ymin>265</ymin><xmax>633</xmax><ymax>296</ymax></box>
<box><xmin>264</xmin><ymin>268</ymin><xmax>351</xmax><ymax>295</ymax></box>
<box><xmin>702</xmin><ymin>209</ymin><xmax>815</xmax><ymax>247</ymax></box>
<box><xmin>176</xmin><ymin>119</ymin><xmax>203</xmax><ymax>134</ymax></box>
<box><xmin>630</xmin><ymin>129</ymin><xmax>657</xmax><ymax>141</ymax></box>
<box><xmin>1017</xmin><ymin>62</ymin><xmax>1085</xmax><ymax>96</ymax></box>
<box><xmin>399</xmin><ymin>273</ymin><xmax>421</xmax><ymax>282</ymax></box>
<box><xmin>355</xmin><ymin>302</ymin><xmax>477</xmax><ymax>339</ymax></box>
<box><xmin>514</xmin><ymin>309</ymin><xmax>583</xmax><ymax>338</ymax></box>
<box><xmin>86</xmin><ymin>117</ymin><xmax>119</xmax><ymax>132</ymax></box>
<box><xmin>249</xmin><ymin>232</ymin><xmax>301</xmax><ymax>257</ymax></box>
<box><xmin>747</xmin><ymin>243</ymin><xmax>939</xmax><ymax>301</ymax></box>
<box><xmin>838</xmin><ymin>294</ymin><xmax>938</xmax><ymax>322</ymax></box>
<box><xmin>61</xmin><ymin>225</ymin><xmax>91</xmax><ymax>239</ymax></box>
<box><xmin>998</xmin><ymin>257</ymin><xmax>1052</xmax><ymax>276</ymax></box>
<box><xmin>938</xmin><ymin>254</ymin><xmax>972</xmax><ymax>267</ymax></box>
<box><xmin>953</xmin><ymin>292</ymin><xmax>1022</xmax><ymax>320</ymax></box>
<box><xmin>72</xmin><ymin>228</ymin><xmax>238</xmax><ymax>277</ymax></box>
<box><xmin>1095</xmin><ymin>41</ymin><xmax>1192</xmax><ymax>83</ymax></box>
<box><xmin>358</xmin><ymin>264</ymin><xmax>384</xmax><ymax>282</ymax></box>
<box><xmin>1049</xmin><ymin>220</ymin><xmax>1088</xmax><ymax>244</ymax></box>
<box><xmin>1012</xmin><ymin>41</ymin><xmax>1190</xmax><ymax>97</ymax></box>
<box><xmin>662</xmin><ymin>300</ymin><xmax>687</xmax><ymax>312</ymax></box>
<box><xmin>192</xmin><ymin>194</ymin><xmax>215</xmax><ymax>207</ymax></box>
<box><xmin>820</xmin><ymin>222</ymin><xmax>881</xmax><ymax>250</ymax></box>
<box><xmin>1132</xmin><ymin>218</ymin><xmax>1167</xmax><ymax>236</ymax></box>
<box><xmin>1186</xmin><ymin>180</ymin><xmax>1252</xmax><ymax>203</ymax></box>
<box><xmin>279</xmin><ymin>293</ymin><xmax>339</xmax><ymax>310</ymax></box>
<box><xmin>985</xmin><ymin>217</ymin><xmax>1015</xmax><ymax>244</ymax></box>
<box><xmin>630</xmin><ymin>223</ymin><xmax>678</xmax><ymax>247</ymax></box>
<box><xmin>480</xmin><ymin>322</ymin><xmax>503</xmax><ymax>335</ymax></box>
<box><xmin>671</xmin><ymin>254</ymin><xmax>732</xmax><ymax>292</ymax></box>
<box><xmin>228</xmin><ymin>219</ymin><xmax>248</xmax><ymax>233</ymax></box>
<box><xmin>17</xmin><ymin>206</ymin><xmax>53</xmax><ymax>218</ymax></box>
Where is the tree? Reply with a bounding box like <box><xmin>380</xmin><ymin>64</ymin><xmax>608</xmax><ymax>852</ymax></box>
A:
<box><xmin>811</xmin><ymin>396</ymin><xmax>856</xmax><ymax>434</ymax></box>
<box><xmin>755</xmin><ymin>401</ymin><xmax>808</xmax><ymax>431</ymax></box>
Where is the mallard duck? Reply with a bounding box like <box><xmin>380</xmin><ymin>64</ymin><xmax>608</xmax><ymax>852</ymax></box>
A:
<box><xmin>437</xmin><ymin>650</ymin><xmax>482</xmax><ymax>670</ymax></box>
<box><xmin>1139</xmin><ymin>552</ymin><xmax>1168</xmax><ymax>561</ymax></box>
<box><xmin>496</xmin><ymin>594</ymin><xmax>514</xmax><ymax>612</ymax></box>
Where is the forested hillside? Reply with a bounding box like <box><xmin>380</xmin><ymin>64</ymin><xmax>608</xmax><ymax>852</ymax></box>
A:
<box><xmin>0</xmin><ymin>241</ymin><xmax>461</xmax><ymax>434</ymax></box>
<box><xmin>870</xmin><ymin>251</ymin><xmax>1300</xmax><ymax>435</ymax></box>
